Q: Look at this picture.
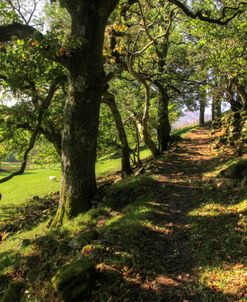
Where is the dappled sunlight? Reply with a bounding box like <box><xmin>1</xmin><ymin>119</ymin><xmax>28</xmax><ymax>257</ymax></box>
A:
<box><xmin>189</xmin><ymin>199</ymin><xmax>247</xmax><ymax>217</ymax></box>
<box><xmin>199</xmin><ymin>264</ymin><xmax>247</xmax><ymax>298</ymax></box>
<box><xmin>0</xmin><ymin>126</ymin><xmax>246</xmax><ymax>301</ymax></box>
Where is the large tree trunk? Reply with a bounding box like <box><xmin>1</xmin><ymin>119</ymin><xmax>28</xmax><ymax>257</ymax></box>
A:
<box><xmin>102</xmin><ymin>91</ymin><xmax>132</xmax><ymax>176</ymax></box>
<box><xmin>53</xmin><ymin>1</ymin><xmax>118</xmax><ymax>225</ymax></box>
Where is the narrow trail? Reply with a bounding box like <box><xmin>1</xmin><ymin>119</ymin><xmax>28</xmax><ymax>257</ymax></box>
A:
<box><xmin>131</xmin><ymin>126</ymin><xmax>218</xmax><ymax>301</ymax></box>
<box><xmin>91</xmin><ymin>126</ymin><xmax>234</xmax><ymax>302</ymax></box>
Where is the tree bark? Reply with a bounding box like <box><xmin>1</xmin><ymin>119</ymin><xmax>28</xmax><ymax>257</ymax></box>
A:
<box><xmin>127</xmin><ymin>55</ymin><xmax>159</xmax><ymax>157</ymax></box>
<box><xmin>236</xmin><ymin>84</ymin><xmax>247</xmax><ymax>110</ymax></box>
<box><xmin>199</xmin><ymin>98</ymin><xmax>206</xmax><ymax>126</ymax></box>
<box><xmin>212</xmin><ymin>99</ymin><xmax>215</xmax><ymax>121</ymax></box>
<box><xmin>142</xmin><ymin>84</ymin><xmax>159</xmax><ymax>157</ymax></box>
<box><xmin>102</xmin><ymin>91</ymin><xmax>132</xmax><ymax>176</ymax></box>
<box><xmin>155</xmin><ymin>82</ymin><xmax>171</xmax><ymax>152</ymax></box>
<box><xmin>134</xmin><ymin>121</ymin><xmax>142</xmax><ymax>166</ymax></box>
<box><xmin>53</xmin><ymin>1</ymin><xmax>118</xmax><ymax>225</ymax></box>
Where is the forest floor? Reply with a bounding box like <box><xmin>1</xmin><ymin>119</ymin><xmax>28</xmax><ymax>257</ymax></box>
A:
<box><xmin>87</xmin><ymin>125</ymin><xmax>246</xmax><ymax>302</ymax></box>
<box><xmin>0</xmin><ymin>125</ymin><xmax>246</xmax><ymax>302</ymax></box>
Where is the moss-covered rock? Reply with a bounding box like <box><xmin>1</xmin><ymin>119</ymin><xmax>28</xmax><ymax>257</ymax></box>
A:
<box><xmin>52</xmin><ymin>258</ymin><xmax>96</xmax><ymax>302</ymax></box>
<box><xmin>222</xmin><ymin>160</ymin><xmax>247</xmax><ymax>179</ymax></box>
<box><xmin>212</xmin><ymin>110</ymin><xmax>247</xmax><ymax>154</ymax></box>
<box><xmin>213</xmin><ymin>178</ymin><xmax>236</xmax><ymax>190</ymax></box>
<box><xmin>106</xmin><ymin>175</ymin><xmax>156</xmax><ymax>209</ymax></box>
<box><xmin>0</xmin><ymin>281</ymin><xmax>23</xmax><ymax>302</ymax></box>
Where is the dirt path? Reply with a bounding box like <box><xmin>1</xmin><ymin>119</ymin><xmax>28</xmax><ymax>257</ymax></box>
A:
<box><xmin>1</xmin><ymin>126</ymin><xmax>243</xmax><ymax>302</ymax></box>
<box><xmin>89</xmin><ymin>126</ymin><xmax>230</xmax><ymax>302</ymax></box>
<box><xmin>126</xmin><ymin>125</ymin><xmax>246</xmax><ymax>302</ymax></box>
<box><xmin>133</xmin><ymin>126</ymin><xmax>218</xmax><ymax>301</ymax></box>
<box><xmin>145</xmin><ymin>126</ymin><xmax>217</xmax><ymax>300</ymax></box>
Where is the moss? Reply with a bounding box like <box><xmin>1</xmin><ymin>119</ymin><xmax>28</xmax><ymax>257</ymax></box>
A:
<box><xmin>26</xmin><ymin>268</ymin><xmax>40</xmax><ymax>282</ymax></box>
<box><xmin>57</xmin><ymin>242</ymin><xmax>73</xmax><ymax>256</ymax></box>
<box><xmin>0</xmin><ymin>282</ymin><xmax>23</xmax><ymax>302</ymax></box>
<box><xmin>81</xmin><ymin>244</ymin><xmax>96</xmax><ymax>257</ymax></box>
<box><xmin>52</xmin><ymin>258</ymin><xmax>96</xmax><ymax>302</ymax></box>
<box><xmin>76</xmin><ymin>230</ymin><xmax>99</xmax><ymax>245</ymax></box>
<box><xmin>51</xmin><ymin>203</ymin><xmax>70</xmax><ymax>227</ymax></box>
<box><xmin>220</xmin><ymin>159</ymin><xmax>247</xmax><ymax>179</ymax></box>
<box><xmin>212</xmin><ymin>110</ymin><xmax>247</xmax><ymax>154</ymax></box>
<box><xmin>106</xmin><ymin>176</ymin><xmax>156</xmax><ymax>210</ymax></box>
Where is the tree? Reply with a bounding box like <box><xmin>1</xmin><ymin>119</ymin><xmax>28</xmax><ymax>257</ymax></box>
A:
<box><xmin>0</xmin><ymin>1</ymin><xmax>119</xmax><ymax>225</ymax></box>
<box><xmin>0</xmin><ymin>0</ymin><xmax>245</xmax><ymax>225</ymax></box>
<box><xmin>102</xmin><ymin>91</ymin><xmax>132</xmax><ymax>176</ymax></box>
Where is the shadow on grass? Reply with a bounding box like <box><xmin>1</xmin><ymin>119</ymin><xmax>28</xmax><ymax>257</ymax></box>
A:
<box><xmin>86</xmin><ymin>183</ymin><xmax>246</xmax><ymax>301</ymax></box>
<box><xmin>0</xmin><ymin>176</ymin><xmax>245</xmax><ymax>301</ymax></box>
<box><xmin>0</xmin><ymin>125</ymin><xmax>246</xmax><ymax>301</ymax></box>
<box><xmin>0</xmin><ymin>198</ymin><xmax>58</xmax><ymax>234</ymax></box>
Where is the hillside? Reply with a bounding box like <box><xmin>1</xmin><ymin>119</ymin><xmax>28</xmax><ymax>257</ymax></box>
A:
<box><xmin>0</xmin><ymin>126</ymin><xmax>246</xmax><ymax>302</ymax></box>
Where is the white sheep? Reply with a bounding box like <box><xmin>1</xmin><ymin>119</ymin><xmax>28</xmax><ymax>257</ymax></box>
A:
<box><xmin>49</xmin><ymin>176</ymin><xmax>57</xmax><ymax>182</ymax></box>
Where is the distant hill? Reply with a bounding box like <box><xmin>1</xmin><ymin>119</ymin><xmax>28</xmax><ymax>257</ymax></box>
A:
<box><xmin>172</xmin><ymin>111</ymin><xmax>211</xmax><ymax>129</ymax></box>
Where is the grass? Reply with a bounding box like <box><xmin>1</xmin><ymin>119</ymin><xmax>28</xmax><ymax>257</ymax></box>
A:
<box><xmin>188</xmin><ymin>196</ymin><xmax>247</xmax><ymax>300</ymax></box>
<box><xmin>1</xmin><ymin>125</ymin><xmax>246</xmax><ymax>301</ymax></box>
<box><xmin>0</xmin><ymin>148</ymin><xmax>152</xmax><ymax>206</ymax></box>
<box><xmin>2</xmin><ymin>163</ymin><xmax>245</xmax><ymax>301</ymax></box>
<box><xmin>187</xmin><ymin>157</ymin><xmax>247</xmax><ymax>301</ymax></box>
<box><xmin>0</xmin><ymin>168</ymin><xmax>61</xmax><ymax>206</ymax></box>
<box><xmin>0</xmin><ymin>175</ymin><xmax>159</xmax><ymax>301</ymax></box>
<box><xmin>172</xmin><ymin>124</ymin><xmax>199</xmax><ymax>137</ymax></box>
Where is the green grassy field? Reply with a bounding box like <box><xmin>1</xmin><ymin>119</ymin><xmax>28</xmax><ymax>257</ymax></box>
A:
<box><xmin>0</xmin><ymin>168</ymin><xmax>61</xmax><ymax>205</ymax></box>
<box><xmin>0</xmin><ymin>148</ymin><xmax>151</xmax><ymax>205</ymax></box>
<box><xmin>0</xmin><ymin>125</ymin><xmax>197</xmax><ymax>206</ymax></box>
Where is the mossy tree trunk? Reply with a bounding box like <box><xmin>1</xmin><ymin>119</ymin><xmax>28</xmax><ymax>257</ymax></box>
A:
<box><xmin>212</xmin><ymin>98</ymin><xmax>222</xmax><ymax>121</ymax></box>
<box><xmin>53</xmin><ymin>1</ymin><xmax>118</xmax><ymax>225</ymax></box>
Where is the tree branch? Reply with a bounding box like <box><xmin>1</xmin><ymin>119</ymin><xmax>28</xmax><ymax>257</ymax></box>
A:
<box><xmin>0</xmin><ymin>76</ymin><xmax>64</xmax><ymax>185</ymax></box>
<box><xmin>0</xmin><ymin>22</ymin><xmax>43</xmax><ymax>42</ymax></box>
<box><xmin>0</xmin><ymin>110</ymin><xmax>42</xmax><ymax>184</ymax></box>
<box><xmin>166</xmin><ymin>0</ymin><xmax>246</xmax><ymax>24</ymax></box>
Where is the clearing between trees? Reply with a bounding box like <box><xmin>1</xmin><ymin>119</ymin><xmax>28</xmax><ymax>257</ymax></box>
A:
<box><xmin>0</xmin><ymin>126</ymin><xmax>246</xmax><ymax>302</ymax></box>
